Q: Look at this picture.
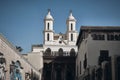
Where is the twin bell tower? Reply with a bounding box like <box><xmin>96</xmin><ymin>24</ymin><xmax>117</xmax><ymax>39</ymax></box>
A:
<box><xmin>43</xmin><ymin>9</ymin><xmax>78</xmax><ymax>46</ymax></box>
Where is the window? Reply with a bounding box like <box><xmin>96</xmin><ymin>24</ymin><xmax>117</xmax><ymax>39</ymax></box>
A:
<box><xmin>70</xmin><ymin>48</ymin><xmax>75</xmax><ymax>56</ymax></box>
<box><xmin>47</xmin><ymin>23</ymin><xmax>49</xmax><ymax>30</ymax></box>
<box><xmin>71</xmin><ymin>34</ymin><xmax>73</xmax><ymax>41</ymax></box>
<box><xmin>107</xmin><ymin>34</ymin><xmax>120</xmax><ymax>41</ymax></box>
<box><xmin>45</xmin><ymin>48</ymin><xmax>51</xmax><ymax>56</ymax></box>
<box><xmin>98</xmin><ymin>50</ymin><xmax>109</xmax><ymax>65</ymax></box>
<box><xmin>92</xmin><ymin>34</ymin><xmax>105</xmax><ymax>40</ymax></box>
<box><xmin>83</xmin><ymin>53</ymin><xmax>87</xmax><ymax>69</ymax></box>
<box><xmin>100</xmin><ymin>50</ymin><xmax>109</xmax><ymax>57</ymax></box>
<box><xmin>47</xmin><ymin>33</ymin><xmax>49</xmax><ymax>41</ymax></box>
<box><xmin>114</xmin><ymin>34</ymin><xmax>120</xmax><ymax>40</ymax></box>
<box><xmin>71</xmin><ymin>23</ymin><xmax>73</xmax><ymax>30</ymax></box>
<box><xmin>58</xmin><ymin>48</ymin><xmax>63</xmax><ymax>56</ymax></box>
<box><xmin>59</xmin><ymin>41</ymin><xmax>62</xmax><ymax>44</ymax></box>
<box><xmin>107</xmin><ymin>34</ymin><xmax>114</xmax><ymax>40</ymax></box>
<box><xmin>80</xmin><ymin>61</ymin><xmax>81</xmax><ymax>74</ymax></box>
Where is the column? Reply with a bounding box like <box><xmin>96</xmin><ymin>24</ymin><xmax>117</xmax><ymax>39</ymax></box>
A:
<box><xmin>51</xmin><ymin>62</ymin><xmax>55</xmax><ymax>80</ymax></box>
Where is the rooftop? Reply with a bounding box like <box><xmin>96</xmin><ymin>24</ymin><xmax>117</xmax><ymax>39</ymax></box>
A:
<box><xmin>81</xmin><ymin>26</ymin><xmax>120</xmax><ymax>31</ymax></box>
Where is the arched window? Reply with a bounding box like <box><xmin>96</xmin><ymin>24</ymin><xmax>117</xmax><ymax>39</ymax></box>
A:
<box><xmin>58</xmin><ymin>48</ymin><xmax>63</xmax><ymax>56</ymax></box>
<box><xmin>80</xmin><ymin>61</ymin><xmax>81</xmax><ymax>74</ymax></box>
<box><xmin>71</xmin><ymin>34</ymin><xmax>73</xmax><ymax>41</ymax></box>
<box><xmin>70</xmin><ymin>48</ymin><xmax>75</xmax><ymax>56</ymax></box>
<box><xmin>83</xmin><ymin>53</ymin><xmax>87</xmax><ymax>69</ymax></box>
<box><xmin>16</xmin><ymin>60</ymin><xmax>21</xmax><ymax>67</ymax></box>
<box><xmin>0</xmin><ymin>53</ymin><xmax>6</xmax><ymax>80</ymax></box>
<box><xmin>45</xmin><ymin>48</ymin><xmax>51</xmax><ymax>56</ymax></box>
<box><xmin>47</xmin><ymin>33</ymin><xmax>50</xmax><ymax>41</ymax></box>
<box><xmin>71</xmin><ymin>23</ymin><xmax>73</xmax><ymax>30</ymax></box>
<box><xmin>47</xmin><ymin>23</ymin><xmax>50</xmax><ymax>30</ymax></box>
<box><xmin>10</xmin><ymin>61</ymin><xmax>22</xmax><ymax>80</ymax></box>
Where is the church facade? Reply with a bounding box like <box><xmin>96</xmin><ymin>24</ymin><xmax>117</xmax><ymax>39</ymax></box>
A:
<box><xmin>30</xmin><ymin>10</ymin><xmax>78</xmax><ymax>80</ymax></box>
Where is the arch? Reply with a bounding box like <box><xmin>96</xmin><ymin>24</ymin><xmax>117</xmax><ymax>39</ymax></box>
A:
<box><xmin>0</xmin><ymin>53</ymin><xmax>6</xmax><ymax>80</ymax></box>
<box><xmin>71</xmin><ymin>23</ymin><xmax>73</xmax><ymax>30</ymax></box>
<box><xmin>47</xmin><ymin>33</ymin><xmax>50</xmax><ymax>41</ymax></box>
<box><xmin>70</xmin><ymin>48</ymin><xmax>75</xmax><ymax>56</ymax></box>
<box><xmin>83</xmin><ymin>53</ymin><xmax>87</xmax><ymax>69</ymax></box>
<box><xmin>0</xmin><ymin>52</ymin><xmax>3</xmax><ymax>56</ymax></box>
<box><xmin>71</xmin><ymin>34</ymin><xmax>73</xmax><ymax>41</ymax></box>
<box><xmin>10</xmin><ymin>60</ymin><xmax>22</xmax><ymax>80</ymax></box>
<box><xmin>47</xmin><ymin>23</ymin><xmax>50</xmax><ymax>30</ymax></box>
<box><xmin>45</xmin><ymin>48</ymin><xmax>51</xmax><ymax>56</ymax></box>
<box><xmin>0</xmin><ymin>58</ymin><xmax>6</xmax><ymax>64</ymax></box>
<box><xmin>58</xmin><ymin>48</ymin><xmax>63</xmax><ymax>56</ymax></box>
<box><xmin>16</xmin><ymin>60</ymin><xmax>21</xmax><ymax>67</ymax></box>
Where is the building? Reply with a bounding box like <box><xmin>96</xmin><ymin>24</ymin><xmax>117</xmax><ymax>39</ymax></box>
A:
<box><xmin>25</xmin><ymin>10</ymin><xmax>78</xmax><ymax>80</ymax></box>
<box><xmin>0</xmin><ymin>34</ymin><xmax>41</xmax><ymax>80</ymax></box>
<box><xmin>0</xmin><ymin>9</ymin><xmax>78</xmax><ymax>80</ymax></box>
<box><xmin>76</xmin><ymin>26</ymin><xmax>120</xmax><ymax>80</ymax></box>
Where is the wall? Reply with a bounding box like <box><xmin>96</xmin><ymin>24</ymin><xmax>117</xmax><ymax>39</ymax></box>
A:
<box><xmin>0</xmin><ymin>34</ymin><xmax>41</xmax><ymax>80</ymax></box>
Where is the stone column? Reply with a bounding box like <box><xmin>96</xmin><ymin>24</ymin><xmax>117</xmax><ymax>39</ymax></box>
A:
<box><xmin>51</xmin><ymin>62</ymin><xmax>54</xmax><ymax>80</ymax></box>
<box><xmin>64</xmin><ymin>64</ymin><xmax>67</xmax><ymax>80</ymax></box>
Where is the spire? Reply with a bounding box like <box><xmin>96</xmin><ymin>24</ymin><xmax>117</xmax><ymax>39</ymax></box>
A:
<box><xmin>68</xmin><ymin>10</ymin><xmax>76</xmax><ymax>21</ymax></box>
<box><xmin>70</xmin><ymin>10</ymin><xmax>73</xmax><ymax>16</ymax></box>
<box><xmin>48</xmin><ymin>9</ymin><xmax>51</xmax><ymax>15</ymax></box>
<box><xmin>45</xmin><ymin>9</ymin><xmax>54</xmax><ymax>20</ymax></box>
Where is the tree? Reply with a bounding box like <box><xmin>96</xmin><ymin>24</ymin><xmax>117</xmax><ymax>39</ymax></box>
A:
<box><xmin>16</xmin><ymin>46</ymin><xmax>23</xmax><ymax>52</ymax></box>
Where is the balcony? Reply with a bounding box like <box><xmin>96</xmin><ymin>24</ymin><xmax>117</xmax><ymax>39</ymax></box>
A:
<box><xmin>43</xmin><ymin>51</ymin><xmax>76</xmax><ymax>57</ymax></box>
<box><xmin>43</xmin><ymin>48</ymin><xmax>76</xmax><ymax>57</ymax></box>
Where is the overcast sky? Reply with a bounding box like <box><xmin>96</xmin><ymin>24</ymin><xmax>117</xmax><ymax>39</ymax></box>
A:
<box><xmin>0</xmin><ymin>0</ymin><xmax>120</xmax><ymax>53</ymax></box>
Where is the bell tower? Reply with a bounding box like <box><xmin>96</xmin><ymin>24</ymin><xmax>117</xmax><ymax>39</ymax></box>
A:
<box><xmin>44</xmin><ymin>9</ymin><xmax>54</xmax><ymax>45</ymax></box>
<box><xmin>66</xmin><ymin>10</ymin><xmax>77</xmax><ymax>45</ymax></box>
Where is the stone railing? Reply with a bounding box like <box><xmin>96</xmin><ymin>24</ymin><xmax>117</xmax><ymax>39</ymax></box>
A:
<box><xmin>43</xmin><ymin>51</ymin><xmax>76</xmax><ymax>57</ymax></box>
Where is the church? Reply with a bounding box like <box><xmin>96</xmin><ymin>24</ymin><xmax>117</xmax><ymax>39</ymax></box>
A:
<box><xmin>0</xmin><ymin>9</ymin><xmax>120</xmax><ymax>80</ymax></box>
<box><xmin>0</xmin><ymin>9</ymin><xmax>78</xmax><ymax>80</ymax></box>
<box><xmin>24</xmin><ymin>10</ymin><xmax>78</xmax><ymax>80</ymax></box>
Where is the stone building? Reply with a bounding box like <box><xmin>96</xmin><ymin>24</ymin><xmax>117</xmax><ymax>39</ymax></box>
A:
<box><xmin>25</xmin><ymin>10</ymin><xmax>78</xmax><ymax>80</ymax></box>
<box><xmin>76</xmin><ymin>26</ymin><xmax>120</xmax><ymax>80</ymax></box>
<box><xmin>0</xmin><ymin>34</ymin><xmax>41</xmax><ymax>80</ymax></box>
<box><xmin>0</xmin><ymin>9</ymin><xmax>78</xmax><ymax>80</ymax></box>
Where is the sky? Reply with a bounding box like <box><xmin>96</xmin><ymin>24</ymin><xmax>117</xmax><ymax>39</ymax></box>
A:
<box><xmin>0</xmin><ymin>0</ymin><xmax>120</xmax><ymax>53</ymax></box>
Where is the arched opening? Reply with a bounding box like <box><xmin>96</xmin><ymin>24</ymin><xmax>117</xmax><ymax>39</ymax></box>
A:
<box><xmin>10</xmin><ymin>61</ymin><xmax>22</xmax><ymax>80</ymax></box>
<box><xmin>70</xmin><ymin>48</ymin><xmax>75</xmax><ymax>56</ymax></box>
<box><xmin>66</xmin><ymin>64</ymin><xmax>75</xmax><ymax>80</ymax></box>
<box><xmin>0</xmin><ymin>52</ymin><xmax>6</xmax><ymax>80</ymax></box>
<box><xmin>45</xmin><ymin>48</ymin><xmax>51</xmax><ymax>56</ymax></box>
<box><xmin>16</xmin><ymin>60</ymin><xmax>21</xmax><ymax>67</ymax></box>
<box><xmin>71</xmin><ymin>23</ymin><xmax>73</xmax><ymax>30</ymax></box>
<box><xmin>58</xmin><ymin>48</ymin><xmax>63</xmax><ymax>56</ymax></box>
<box><xmin>47</xmin><ymin>23</ymin><xmax>50</xmax><ymax>30</ymax></box>
<box><xmin>43</xmin><ymin>63</ymin><xmax>52</xmax><ymax>80</ymax></box>
<box><xmin>83</xmin><ymin>53</ymin><xmax>87</xmax><ymax>69</ymax></box>
<box><xmin>47</xmin><ymin>33</ymin><xmax>50</xmax><ymax>41</ymax></box>
<box><xmin>71</xmin><ymin>34</ymin><xmax>73</xmax><ymax>41</ymax></box>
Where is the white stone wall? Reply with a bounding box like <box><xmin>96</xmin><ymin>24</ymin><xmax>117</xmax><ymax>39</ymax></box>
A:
<box><xmin>87</xmin><ymin>34</ymin><xmax>120</xmax><ymax>66</ymax></box>
<box><xmin>44</xmin><ymin>20</ymin><xmax>53</xmax><ymax>30</ymax></box>
<box><xmin>68</xmin><ymin>32</ymin><xmax>78</xmax><ymax>45</ymax></box>
<box><xmin>0</xmin><ymin>34</ymin><xmax>41</xmax><ymax>80</ymax></box>
<box><xmin>67</xmin><ymin>21</ymin><xmax>76</xmax><ymax>31</ymax></box>
<box><xmin>76</xmin><ymin>38</ymin><xmax>88</xmax><ymax>77</ymax></box>
<box><xmin>44</xmin><ymin>32</ymin><xmax>54</xmax><ymax>45</ymax></box>
<box><xmin>76</xmin><ymin>33</ymin><xmax>120</xmax><ymax>79</ymax></box>
<box><xmin>32</xmin><ymin>47</ymin><xmax>44</xmax><ymax>52</ymax></box>
<box><xmin>44</xmin><ymin>45</ymin><xmax>77</xmax><ymax>52</ymax></box>
<box><xmin>27</xmin><ymin>52</ymin><xmax>43</xmax><ymax>71</ymax></box>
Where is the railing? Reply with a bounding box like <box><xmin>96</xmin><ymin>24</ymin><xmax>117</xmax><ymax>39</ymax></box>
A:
<box><xmin>43</xmin><ymin>51</ymin><xmax>76</xmax><ymax>57</ymax></box>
